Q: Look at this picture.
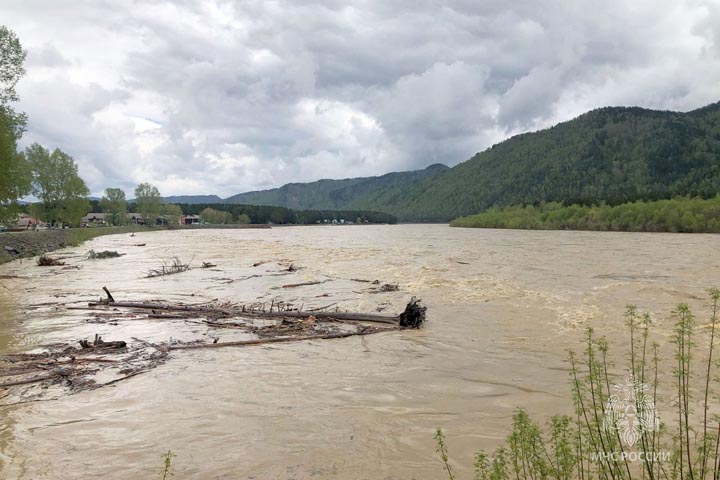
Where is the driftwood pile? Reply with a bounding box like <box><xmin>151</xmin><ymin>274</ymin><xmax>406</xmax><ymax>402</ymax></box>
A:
<box><xmin>37</xmin><ymin>254</ymin><xmax>65</xmax><ymax>266</ymax></box>
<box><xmin>0</xmin><ymin>333</ymin><xmax>168</xmax><ymax>404</ymax></box>
<box><xmin>85</xmin><ymin>250</ymin><xmax>124</xmax><ymax>260</ymax></box>
<box><xmin>0</xmin><ymin>288</ymin><xmax>426</xmax><ymax>404</ymax></box>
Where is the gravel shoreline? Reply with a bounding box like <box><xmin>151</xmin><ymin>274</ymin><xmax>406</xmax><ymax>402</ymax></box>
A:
<box><xmin>0</xmin><ymin>227</ymin><xmax>161</xmax><ymax>264</ymax></box>
<box><xmin>0</xmin><ymin>229</ymin><xmax>80</xmax><ymax>263</ymax></box>
<box><xmin>0</xmin><ymin>224</ymin><xmax>272</xmax><ymax>264</ymax></box>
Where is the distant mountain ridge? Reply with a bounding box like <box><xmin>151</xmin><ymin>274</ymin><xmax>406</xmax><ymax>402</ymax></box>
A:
<box><xmin>154</xmin><ymin>163</ymin><xmax>450</xmax><ymax>209</ymax></box>
<box><xmin>161</xmin><ymin>195</ymin><xmax>223</xmax><ymax>204</ymax></box>
<box><xmin>224</xmin><ymin>163</ymin><xmax>449</xmax><ymax>210</ymax></box>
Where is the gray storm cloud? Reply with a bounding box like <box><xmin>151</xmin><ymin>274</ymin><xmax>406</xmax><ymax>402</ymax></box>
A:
<box><xmin>3</xmin><ymin>0</ymin><xmax>720</xmax><ymax>197</ymax></box>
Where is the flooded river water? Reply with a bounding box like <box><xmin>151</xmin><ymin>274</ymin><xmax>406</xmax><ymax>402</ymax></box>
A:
<box><xmin>0</xmin><ymin>225</ymin><xmax>718</xmax><ymax>479</ymax></box>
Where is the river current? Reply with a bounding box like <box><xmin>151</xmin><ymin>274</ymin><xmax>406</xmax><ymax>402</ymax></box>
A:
<box><xmin>0</xmin><ymin>225</ymin><xmax>718</xmax><ymax>479</ymax></box>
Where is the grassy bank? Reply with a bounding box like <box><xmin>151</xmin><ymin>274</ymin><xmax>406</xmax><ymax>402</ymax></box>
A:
<box><xmin>0</xmin><ymin>226</ymin><xmax>158</xmax><ymax>264</ymax></box>
<box><xmin>450</xmin><ymin>195</ymin><xmax>720</xmax><ymax>232</ymax></box>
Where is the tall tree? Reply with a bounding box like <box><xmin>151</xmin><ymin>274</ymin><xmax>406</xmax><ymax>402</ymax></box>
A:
<box><xmin>162</xmin><ymin>203</ymin><xmax>183</xmax><ymax>226</ymax></box>
<box><xmin>0</xmin><ymin>25</ymin><xmax>26</xmax><ymax>106</ymax></box>
<box><xmin>0</xmin><ymin>25</ymin><xmax>30</xmax><ymax>224</ymax></box>
<box><xmin>26</xmin><ymin>143</ymin><xmax>90</xmax><ymax>226</ymax></box>
<box><xmin>134</xmin><ymin>182</ymin><xmax>162</xmax><ymax>224</ymax></box>
<box><xmin>200</xmin><ymin>207</ymin><xmax>231</xmax><ymax>224</ymax></box>
<box><xmin>100</xmin><ymin>188</ymin><xmax>127</xmax><ymax>226</ymax></box>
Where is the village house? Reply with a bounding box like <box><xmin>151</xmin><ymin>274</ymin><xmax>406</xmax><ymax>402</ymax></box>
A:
<box><xmin>127</xmin><ymin>213</ymin><xmax>143</xmax><ymax>224</ymax></box>
<box><xmin>81</xmin><ymin>212</ymin><xmax>107</xmax><ymax>226</ymax></box>
<box><xmin>180</xmin><ymin>214</ymin><xmax>201</xmax><ymax>225</ymax></box>
<box><xmin>13</xmin><ymin>213</ymin><xmax>43</xmax><ymax>231</ymax></box>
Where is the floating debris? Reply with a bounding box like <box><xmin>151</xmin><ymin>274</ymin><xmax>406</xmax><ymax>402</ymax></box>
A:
<box><xmin>146</xmin><ymin>256</ymin><xmax>191</xmax><ymax>278</ymax></box>
<box><xmin>399</xmin><ymin>297</ymin><xmax>426</xmax><ymax>328</ymax></box>
<box><xmin>37</xmin><ymin>255</ymin><xmax>65</xmax><ymax>266</ymax></box>
<box><xmin>85</xmin><ymin>250</ymin><xmax>124</xmax><ymax>260</ymax></box>
<box><xmin>370</xmin><ymin>283</ymin><xmax>400</xmax><ymax>293</ymax></box>
<box><xmin>0</xmin><ymin>287</ymin><xmax>426</xmax><ymax>404</ymax></box>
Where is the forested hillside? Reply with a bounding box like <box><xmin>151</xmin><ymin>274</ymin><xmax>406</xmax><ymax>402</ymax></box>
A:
<box><xmin>224</xmin><ymin>163</ymin><xmax>449</xmax><ymax>210</ymax></box>
<box><xmin>355</xmin><ymin>102</ymin><xmax>720</xmax><ymax>221</ymax></box>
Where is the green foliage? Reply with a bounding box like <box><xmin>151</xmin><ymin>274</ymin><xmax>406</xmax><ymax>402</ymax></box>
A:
<box><xmin>0</xmin><ymin>25</ymin><xmax>26</xmax><ymax>105</ymax></box>
<box><xmin>161</xmin><ymin>449</ymin><xmax>175</xmax><ymax>480</ymax></box>
<box><xmin>435</xmin><ymin>428</ymin><xmax>455</xmax><ymax>480</ymax></box>
<box><xmin>0</xmin><ymin>25</ymin><xmax>29</xmax><ymax>225</ymax></box>
<box><xmin>0</xmin><ymin>27</ymin><xmax>94</xmax><ymax>228</ymax></box>
<box><xmin>200</xmin><ymin>207</ymin><xmax>232</xmax><ymax>224</ymax></box>
<box><xmin>100</xmin><ymin>188</ymin><xmax>127</xmax><ymax>225</ymax></box>
<box><xmin>436</xmin><ymin>290</ymin><xmax>720</xmax><ymax>479</ymax></box>
<box><xmin>134</xmin><ymin>183</ymin><xmax>162</xmax><ymax>223</ymax></box>
<box><xmin>177</xmin><ymin>202</ymin><xmax>397</xmax><ymax>225</ymax></box>
<box><xmin>0</xmin><ymin>108</ymin><xmax>30</xmax><ymax>224</ymax></box>
<box><xmin>162</xmin><ymin>203</ymin><xmax>183</xmax><ymax>225</ymax></box>
<box><xmin>356</xmin><ymin>104</ymin><xmax>720</xmax><ymax>221</ymax></box>
<box><xmin>26</xmin><ymin>143</ymin><xmax>90</xmax><ymax>226</ymax></box>
<box><xmin>450</xmin><ymin>195</ymin><xmax>720</xmax><ymax>233</ymax></box>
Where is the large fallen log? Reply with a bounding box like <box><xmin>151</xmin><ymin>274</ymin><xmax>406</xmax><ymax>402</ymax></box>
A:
<box><xmin>250</xmin><ymin>310</ymin><xmax>400</xmax><ymax>324</ymax></box>
<box><xmin>87</xmin><ymin>300</ymin><xmax>404</xmax><ymax>325</ymax></box>
<box><xmin>0</xmin><ymin>374</ymin><xmax>59</xmax><ymax>388</ymax></box>
<box><xmin>168</xmin><ymin>327</ymin><xmax>396</xmax><ymax>351</ymax></box>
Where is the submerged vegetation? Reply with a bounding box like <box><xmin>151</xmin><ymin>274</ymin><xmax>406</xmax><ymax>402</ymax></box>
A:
<box><xmin>145</xmin><ymin>256</ymin><xmax>191</xmax><ymax>278</ymax></box>
<box><xmin>85</xmin><ymin>249</ymin><xmax>124</xmax><ymax>260</ymax></box>
<box><xmin>435</xmin><ymin>289</ymin><xmax>720</xmax><ymax>479</ymax></box>
<box><xmin>450</xmin><ymin>195</ymin><xmax>720</xmax><ymax>232</ymax></box>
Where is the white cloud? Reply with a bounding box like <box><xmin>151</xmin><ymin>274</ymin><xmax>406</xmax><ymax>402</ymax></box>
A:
<box><xmin>2</xmin><ymin>0</ymin><xmax>720</xmax><ymax>197</ymax></box>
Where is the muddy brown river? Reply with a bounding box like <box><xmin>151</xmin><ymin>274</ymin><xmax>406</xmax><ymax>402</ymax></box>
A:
<box><xmin>0</xmin><ymin>225</ymin><xmax>718</xmax><ymax>479</ymax></box>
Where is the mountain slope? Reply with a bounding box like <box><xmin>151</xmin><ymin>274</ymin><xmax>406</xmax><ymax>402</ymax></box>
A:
<box><xmin>224</xmin><ymin>163</ymin><xmax>449</xmax><ymax>210</ymax></box>
<box><xmin>355</xmin><ymin>102</ymin><xmax>720</xmax><ymax>221</ymax></box>
<box><xmin>162</xmin><ymin>195</ymin><xmax>223</xmax><ymax>204</ymax></box>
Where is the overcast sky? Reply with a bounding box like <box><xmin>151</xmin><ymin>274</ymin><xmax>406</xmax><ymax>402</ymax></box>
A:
<box><xmin>4</xmin><ymin>0</ymin><xmax>720</xmax><ymax>197</ymax></box>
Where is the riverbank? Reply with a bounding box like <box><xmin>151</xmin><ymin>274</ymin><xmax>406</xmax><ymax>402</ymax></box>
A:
<box><xmin>0</xmin><ymin>224</ymin><xmax>276</xmax><ymax>264</ymax></box>
<box><xmin>0</xmin><ymin>227</ymin><xmax>153</xmax><ymax>264</ymax></box>
<box><xmin>450</xmin><ymin>195</ymin><xmax>720</xmax><ymax>232</ymax></box>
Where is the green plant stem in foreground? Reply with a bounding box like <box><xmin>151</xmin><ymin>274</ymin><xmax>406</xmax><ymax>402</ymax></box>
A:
<box><xmin>161</xmin><ymin>450</ymin><xmax>175</xmax><ymax>480</ymax></box>
<box><xmin>435</xmin><ymin>428</ymin><xmax>455</xmax><ymax>480</ymax></box>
